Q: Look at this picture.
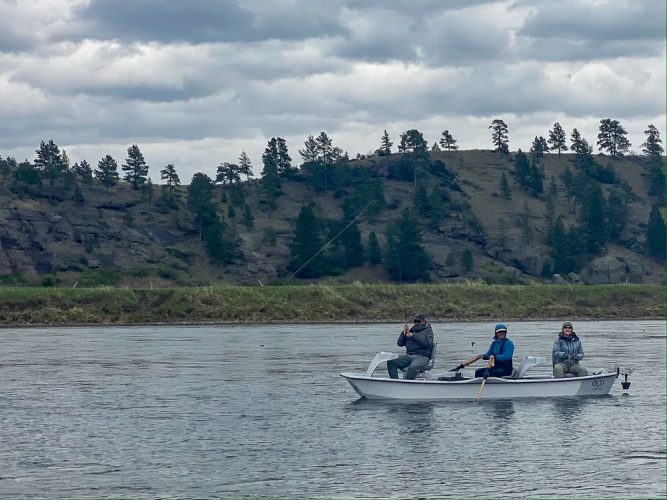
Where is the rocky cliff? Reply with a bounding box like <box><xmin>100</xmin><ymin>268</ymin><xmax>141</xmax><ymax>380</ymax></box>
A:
<box><xmin>0</xmin><ymin>150</ymin><xmax>664</xmax><ymax>286</ymax></box>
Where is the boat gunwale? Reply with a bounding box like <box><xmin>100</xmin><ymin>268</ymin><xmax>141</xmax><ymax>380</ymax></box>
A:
<box><xmin>339</xmin><ymin>371</ymin><xmax>618</xmax><ymax>385</ymax></box>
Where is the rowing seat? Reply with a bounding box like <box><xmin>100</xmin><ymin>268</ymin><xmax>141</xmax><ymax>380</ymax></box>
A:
<box><xmin>401</xmin><ymin>343</ymin><xmax>437</xmax><ymax>380</ymax></box>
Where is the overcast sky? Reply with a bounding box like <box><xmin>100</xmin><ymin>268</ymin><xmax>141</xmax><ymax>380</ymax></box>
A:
<box><xmin>1</xmin><ymin>0</ymin><xmax>664</xmax><ymax>182</ymax></box>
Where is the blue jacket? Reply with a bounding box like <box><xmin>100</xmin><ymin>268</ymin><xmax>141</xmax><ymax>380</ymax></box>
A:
<box><xmin>483</xmin><ymin>338</ymin><xmax>514</xmax><ymax>370</ymax></box>
<box><xmin>552</xmin><ymin>333</ymin><xmax>584</xmax><ymax>365</ymax></box>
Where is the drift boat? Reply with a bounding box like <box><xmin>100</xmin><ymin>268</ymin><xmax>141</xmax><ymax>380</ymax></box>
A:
<box><xmin>340</xmin><ymin>352</ymin><xmax>621</xmax><ymax>401</ymax></box>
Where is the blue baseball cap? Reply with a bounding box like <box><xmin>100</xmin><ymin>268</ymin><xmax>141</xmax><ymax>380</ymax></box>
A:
<box><xmin>494</xmin><ymin>323</ymin><xmax>508</xmax><ymax>333</ymax></box>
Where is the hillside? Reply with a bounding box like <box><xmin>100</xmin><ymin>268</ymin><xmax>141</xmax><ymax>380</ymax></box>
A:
<box><xmin>0</xmin><ymin>150</ymin><xmax>664</xmax><ymax>287</ymax></box>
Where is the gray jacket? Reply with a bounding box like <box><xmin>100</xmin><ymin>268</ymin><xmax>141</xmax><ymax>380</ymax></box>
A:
<box><xmin>397</xmin><ymin>322</ymin><xmax>434</xmax><ymax>357</ymax></box>
<box><xmin>552</xmin><ymin>333</ymin><xmax>585</xmax><ymax>365</ymax></box>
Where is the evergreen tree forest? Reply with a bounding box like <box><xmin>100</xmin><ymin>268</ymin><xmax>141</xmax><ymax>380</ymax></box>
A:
<box><xmin>0</xmin><ymin>118</ymin><xmax>664</xmax><ymax>286</ymax></box>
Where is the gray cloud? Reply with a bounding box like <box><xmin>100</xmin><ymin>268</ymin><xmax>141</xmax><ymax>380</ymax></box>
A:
<box><xmin>517</xmin><ymin>0</ymin><xmax>665</xmax><ymax>60</ymax></box>
<box><xmin>519</xmin><ymin>0</ymin><xmax>665</xmax><ymax>41</ymax></box>
<box><xmin>0</xmin><ymin>0</ymin><xmax>664</xmax><ymax>183</ymax></box>
<box><xmin>74</xmin><ymin>0</ymin><xmax>348</xmax><ymax>44</ymax></box>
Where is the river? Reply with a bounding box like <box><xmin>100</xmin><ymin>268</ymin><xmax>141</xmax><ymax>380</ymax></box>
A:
<box><xmin>0</xmin><ymin>320</ymin><xmax>664</xmax><ymax>499</ymax></box>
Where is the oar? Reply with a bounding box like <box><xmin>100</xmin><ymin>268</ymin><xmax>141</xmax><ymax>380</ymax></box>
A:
<box><xmin>477</xmin><ymin>356</ymin><xmax>494</xmax><ymax>401</ymax></box>
<box><xmin>476</xmin><ymin>372</ymin><xmax>489</xmax><ymax>400</ymax></box>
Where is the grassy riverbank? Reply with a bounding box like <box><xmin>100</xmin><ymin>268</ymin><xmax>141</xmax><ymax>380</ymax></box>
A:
<box><xmin>0</xmin><ymin>283</ymin><xmax>664</xmax><ymax>326</ymax></box>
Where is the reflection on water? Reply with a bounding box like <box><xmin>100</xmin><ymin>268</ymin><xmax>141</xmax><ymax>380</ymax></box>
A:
<box><xmin>482</xmin><ymin>399</ymin><xmax>515</xmax><ymax>420</ymax></box>
<box><xmin>551</xmin><ymin>396</ymin><xmax>591</xmax><ymax>422</ymax></box>
<box><xmin>0</xmin><ymin>320</ymin><xmax>664</xmax><ymax>499</ymax></box>
<box><xmin>386</xmin><ymin>402</ymin><xmax>436</xmax><ymax>435</ymax></box>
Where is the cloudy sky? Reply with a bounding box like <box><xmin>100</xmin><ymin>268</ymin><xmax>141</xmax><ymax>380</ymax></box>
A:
<box><xmin>0</xmin><ymin>0</ymin><xmax>664</xmax><ymax>182</ymax></box>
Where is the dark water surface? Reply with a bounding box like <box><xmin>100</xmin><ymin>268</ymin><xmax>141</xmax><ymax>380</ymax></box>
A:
<box><xmin>0</xmin><ymin>320</ymin><xmax>664</xmax><ymax>499</ymax></box>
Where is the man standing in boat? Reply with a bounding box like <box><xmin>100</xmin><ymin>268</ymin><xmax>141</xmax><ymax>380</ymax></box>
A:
<box><xmin>386</xmin><ymin>313</ymin><xmax>434</xmax><ymax>380</ymax></box>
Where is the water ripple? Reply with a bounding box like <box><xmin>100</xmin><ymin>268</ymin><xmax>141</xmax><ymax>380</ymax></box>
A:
<box><xmin>0</xmin><ymin>320</ymin><xmax>663</xmax><ymax>499</ymax></box>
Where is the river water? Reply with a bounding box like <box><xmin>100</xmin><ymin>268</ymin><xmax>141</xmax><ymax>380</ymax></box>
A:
<box><xmin>0</xmin><ymin>320</ymin><xmax>664</xmax><ymax>499</ymax></box>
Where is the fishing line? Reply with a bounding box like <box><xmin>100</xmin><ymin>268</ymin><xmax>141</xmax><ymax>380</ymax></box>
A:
<box><xmin>248</xmin><ymin>199</ymin><xmax>377</xmax><ymax>321</ymax></box>
<box><xmin>284</xmin><ymin>199</ymin><xmax>377</xmax><ymax>283</ymax></box>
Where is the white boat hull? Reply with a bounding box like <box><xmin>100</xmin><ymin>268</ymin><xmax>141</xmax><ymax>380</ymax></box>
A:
<box><xmin>340</xmin><ymin>371</ymin><xmax>619</xmax><ymax>401</ymax></box>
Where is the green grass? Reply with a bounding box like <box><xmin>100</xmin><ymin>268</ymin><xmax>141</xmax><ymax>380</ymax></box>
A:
<box><xmin>0</xmin><ymin>283</ymin><xmax>663</xmax><ymax>325</ymax></box>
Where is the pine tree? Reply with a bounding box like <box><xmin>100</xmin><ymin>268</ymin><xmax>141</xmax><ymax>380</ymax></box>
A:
<box><xmin>570</xmin><ymin>128</ymin><xmax>588</xmax><ymax>154</ymax></box>
<box><xmin>73</xmin><ymin>159</ymin><xmax>93</xmax><ymax>183</ymax></box>
<box><xmin>59</xmin><ymin>149</ymin><xmax>70</xmax><ymax>170</ymax></box>
<box><xmin>642</xmin><ymin>125</ymin><xmax>665</xmax><ymax>206</ymax></box>
<box><xmin>379</xmin><ymin>130</ymin><xmax>393</xmax><ymax>156</ymax></box>
<box><xmin>72</xmin><ymin>183</ymin><xmax>84</xmax><ymax>206</ymax></box>
<box><xmin>261</xmin><ymin>140</ymin><xmax>283</xmax><ymax>215</ymax></box>
<box><xmin>597</xmin><ymin>118</ymin><xmax>631</xmax><ymax>158</ymax></box>
<box><xmin>530</xmin><ymin>136</ymin><xmax>548</xmax><ymax>160</ymax></box>
<box><xmin>579</xmin><ymin>181</ymin><xmax>607</xmax><ymax>254</ymax></box>
<box><xmin>0</xmin><ymin>156</ymin><xmax>6</xmax><ymax>179</ymax></box>
<box><xmin>647</xmin><ymin>164</ymin><xmax>666</xmax><ymax>205</ymax></box>
<box><xmin>34</xmin><ymin>139</ymin><xmax>66</xmax><ymax>202</ymax></box>
<box><xmin>527</xmin><ymin>157</ymin><xmax>544</xmax><ymax>197</ymax></box>
<box><xmin>427</xmin><ymin>186</ymin><xmax>446</xmax><ymax>230</ymax></box>
<box><xmin>315</xmin><ymin>132</ymin><xmax>334</xmax><ymax>164</ymax></box>
<box><xmin>549</xmin><ymin>217</ymin><xmax>578</xmax><ymax>274</ymax></box>
<box><xmin>399</xmin><ymin>129</ymin><xmax>428</xmax><ymax>156</ymax></box>
<box><xmin>500</xmin><ymin>171</ymin><xmax>511</xmax><ymax>200</ymax></box>
<box><xmin>263</xmin><ymin>137</ymin><xmax>294</xmax><ymax>177</ymax></box>
<box><xmin>413</xmin><ymin>182</ymin><xmax>430</xmax><ymax>217</ymax></box>
<box><xmin>187</xmin><ymin>172</ymin><xmax>215</xmax><ymax>240</ymax></box>
<box><xmin>299</xmin><ymin>135</ymin><xmax>319</xmax><ymax>162</ymax></box>
<box><xmin>238</xmin><ymin>151</ymin><xmax>254</xmax><ymax>181</ymax></box>
<box><xmin>646</xmin><ymin>205</ymin><xmax>666</xmax><ymax>259</ymax></box>
<box><xmin>439</xmin><ymin>130</ymin><xmax>459</xmax><ymax>151</ymax></box>
<box><xmin>489</xmin><ymin>119</ymin><xmax>509</xmax><ymax>153</ymax></box>
<box><xmin>216</xmin><ymin>162</ymin><xmax>239</xmax><ymax>186</ymax></box>
<box><xmin>276</xmin><ymin>137</ymin><xmax>294</xmax><ymax>176</ymax></box>
<box><xmin>122</xmin><ymin>144</ymin><xmax>149</xmax><ymax>189</ymax></box>
<box><xmin>341</xmin><ymin>222</ymin><xmax>364</xmax><ymax>268</ymax></box>
<box><xmin>203</xmin><ymin>217</ymin><xmax>242</xmax><ymax>264</ymax></box>
<box><xmin>548</xmin><ymin>122</ymin><xmax>568</xmax><ymax>156</ymax></box>
<box><xmin>242</xmin><ymin>204</ymin><xmax>254</xmax><ymax>229</ymax></box>
<box><xmin>288</xmin><ymin>205</ymin><xmax>328</xmax><ymax>278</ymax></box>
<box><xmin>366</xmin><ymin>231</ymin><xmax>381</xmax><ymax>265</ymax></box>
<box><xmin>514</xmin><ymin>149</ymin><xmax>530</xmax><ymax>188</ymax></box>
<box><xmin>160</xmin><ymin>163</ymin><xmax>181</xmax><ymax>196</ymax></box>
<box><xmin>12</xmin><ymin>161</ymin><xmax>41</xmax><ymax>194</ymax></box>
<box><xmin>642</xmin><ymin>124</ymin><xmax>664</xmax><ymax>165</ymax></box>
<box><xmin>606</xmin><ymin>188</ymin><xmax>627</xmax><ymax>241</ymax></box>
<box><xmin>431</xmin><ymin>142</ymin><xmax>441</xmax><ymax>152</ymax></box>
<box><xmin>461</xmin><ymin>249</ymin><xmax>474</xmax><ymax>273</ymax></box>
<box><xmin>94</xmin><ymin>155</ymin><xmax>119</xmax><ymax>193</ymax></box>
<box><xmin>384</xmin><ymin>209</ymin><xmax>430</xmax><ymax>282</ymax></box>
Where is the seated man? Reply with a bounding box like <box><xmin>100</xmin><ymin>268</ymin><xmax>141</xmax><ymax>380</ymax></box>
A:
<box><xmin>387</xmin><ymin>313</ymin><xmax>434</xmax><ymax>380</ymax></box>
<box><xmin>552</xmin><ymin>321</ymin><xmax>588</xmax><ymax>378</ymax></box>
<box><xmin>456</xmin><ymin>323</ymin><xmax>514</xmax><ymax>378</ymax></box>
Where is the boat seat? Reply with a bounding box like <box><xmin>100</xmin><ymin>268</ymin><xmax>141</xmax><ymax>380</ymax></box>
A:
<box><xmin>400</xmin><ymin>343</ymin><xmax>437</xmax><ymax>379</ymax></box>
<box><xmin>510</xmin><ymin>356</ymin><xmax>548</xmax><ymax>378</ymax></box>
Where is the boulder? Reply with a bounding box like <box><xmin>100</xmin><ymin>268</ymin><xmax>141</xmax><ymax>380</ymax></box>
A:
<box><xmin>581</xmin><ymin>256</ymin><xmax>630</xmax><ymax>284</ymax></box>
